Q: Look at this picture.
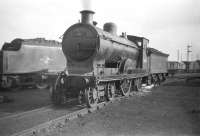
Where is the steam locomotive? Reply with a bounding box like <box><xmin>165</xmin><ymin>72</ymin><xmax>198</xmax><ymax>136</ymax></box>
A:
<box><xmin>0</xmin><ymin>38</ymin><xmax>66</xmax><ymax>89</ymax></box>
<box><xmin>51</xmin><ymin>10</ymin><xmax>169</xmax><ymax>107</ymax></box>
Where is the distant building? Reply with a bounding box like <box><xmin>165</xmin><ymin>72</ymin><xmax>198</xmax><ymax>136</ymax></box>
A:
<box><xmin>168</xmin><ymin>60</ymin><xmax>200</xmax><ymax>73</ymax></box>
<box><xmin>189</xmin><ymin>60</ymin><xmax>200</xmax><ymax>72</ymax></box>
<box><xmin>168</xmin><ymin>61</ymin><xmax>185</xmax><ymax>70</ymax></box>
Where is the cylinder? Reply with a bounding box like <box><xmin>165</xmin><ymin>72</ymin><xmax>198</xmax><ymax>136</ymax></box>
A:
<box><xmin>103</xmin><ymin>22</ymin><xmax>117</xmax><ymax>35</ymax></box>
<box><xmin>80</xmin><ymin>10</ymin><xmax>95</xmax><ymax>25</ymax></box>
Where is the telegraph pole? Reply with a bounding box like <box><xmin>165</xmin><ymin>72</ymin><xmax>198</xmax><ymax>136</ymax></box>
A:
<box><xmin>177</xmin><ymin>49</ymin><xmax>180</xmax><ymax>62</ymax></box>
<box><xmin>187</xmin><ymin>45</ymin><xmax>192</xmax><ymax>61</ymax></box>
<box><xmin>184</xmin><ymin>45</ymin><xmax>192</xmax><ymax>73</ymax></box>
<box><xmin>180</xmin><ymin>51</ymin><xmax>182</xmax><ymax>61</ymax></box>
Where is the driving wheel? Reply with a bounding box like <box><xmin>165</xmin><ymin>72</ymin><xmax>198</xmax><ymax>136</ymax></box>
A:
<box><xmin>120</xmin><ymin>79</ymin><xmax>131</xmax><ymax>96</ymax></box>
<box><xmin>106</xmin><ymin>83</ymin><xmax>115</xmax><ymax>101</ymax></box>
<box><xmin>85</xmin><ymin>87</ymin><xmax>98</xmax><ymax>108</ymax></box>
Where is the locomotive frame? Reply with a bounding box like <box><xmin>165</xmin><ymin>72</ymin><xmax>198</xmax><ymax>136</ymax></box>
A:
<box><xmin>51</xmin><ymin>10</ymin><xmax>169</xmax><ymax>107</ymax></box>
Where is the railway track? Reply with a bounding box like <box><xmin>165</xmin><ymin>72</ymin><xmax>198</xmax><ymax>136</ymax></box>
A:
<box><xmin>0</xmin><ymin>98</ymin><xmax>78</xmax><ymax>121</ymax></box>
<box><xmin>0</xmin><ymin>96</ymin><xmax>128</xmax><ymax>136</ymax></box>
<box><xmin>0</xmin><ymin>85</ymin><xmax>153</xmax><ymax>136</ymax></box>
<box><xmin>0</xmin><ymin>105</ymin><xmax>53</xmax><ymax>121</ymax></box>
<box><xmin>10</xmin><ymin>102</ymin><xmax>109</xmax><ymax>136</ymax></box>
<box><xmin>0</xmin><ymin>103</ymin><xmax>84</xmax><ymax>136</ymax></box>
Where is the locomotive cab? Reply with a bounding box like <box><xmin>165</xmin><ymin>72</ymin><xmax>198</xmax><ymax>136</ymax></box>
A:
<box><xmin>127</xmin><ymin>35</ymin><xmax>149</xmax><ymax>73</ymax></box>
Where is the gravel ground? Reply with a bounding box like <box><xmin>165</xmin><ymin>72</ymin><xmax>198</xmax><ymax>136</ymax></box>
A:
<box><xmin>46</xmin><ymin>78</ymin><xmax>200</xmax><ymax>136</ymax></box>
<box><xmin>0</xmin><ymin>87</ymin><xmax>51</xmax><ymax>115</ymax></box>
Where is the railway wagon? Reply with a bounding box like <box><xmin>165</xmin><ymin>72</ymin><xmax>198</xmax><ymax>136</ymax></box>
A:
<box><xmin>167</xmin><ymin>61</ymin><xmax>185</xmax><ymax>76</ymax></box>
<box><xmin>148</xmin><ymin>48</ymin><xmax>169</xmax><ymax>80</ymax></box>
<box><xmin>188</xmin><ymin>60</ymin><xmax>200</xmax><ymax>73</ymax></box>
<box><xmin>51</xmin><ymin>10</ymin><xmax>169</xmax><ymax>107</ymax></box>
<box><xmin>0</xmin><ymin>38</ymin><xmax>66</xmax><ymax>89</ymax></box>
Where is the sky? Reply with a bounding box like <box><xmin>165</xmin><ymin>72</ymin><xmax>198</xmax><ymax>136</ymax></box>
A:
<box><xmin>0</xmin><ymin>0</ymin><xmax>199</xmax><ymax>61</ymax></box>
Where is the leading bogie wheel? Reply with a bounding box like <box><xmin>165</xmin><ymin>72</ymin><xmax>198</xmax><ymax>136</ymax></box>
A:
<box><xmin>51</xmin><ymin>85</ymin><xmax>62</xmax><ymax>105</ymax></box>
<box><xmin>51</xmin><ymin>75</ymin><xmax>65</xmax><ymax>105</ymax></box>
<box><xmin>85</xmin><ymin>87</ymin><xmax>98</xmax><ymax>108</ymax></box>
<box><xmin>120</xmin><ymin>79</ymin><xmax>131</xmax><ymax>96</ymax></box>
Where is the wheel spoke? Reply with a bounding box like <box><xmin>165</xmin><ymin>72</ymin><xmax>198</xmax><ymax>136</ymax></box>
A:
<box><xmin>120</xmin><ymin>79</ymin><xmax>131</xmax><ymax>96</ymax></box>
<box><xmin>106</xmin><ymin>83</ymin><xmax>115</xmax><ymax>101</ymax></box>
<box><xmin>85</xmin><ymin>87</ymin><xmax>98</xmax><ymax>108</ymax></box>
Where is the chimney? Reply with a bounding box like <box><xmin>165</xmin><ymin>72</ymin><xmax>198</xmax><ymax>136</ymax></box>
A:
<box><xmin>80</xmin><ymin>10</ymin><xmax>95</xmax><ymax>25</ymax></box>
